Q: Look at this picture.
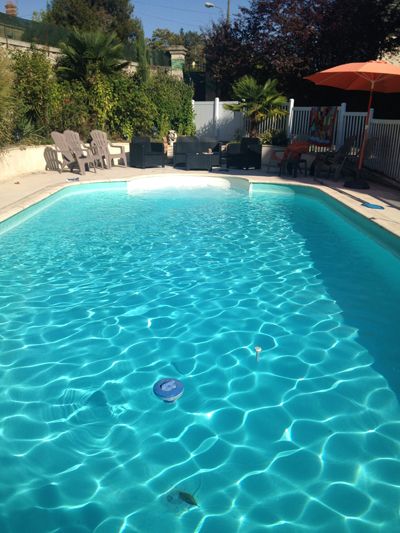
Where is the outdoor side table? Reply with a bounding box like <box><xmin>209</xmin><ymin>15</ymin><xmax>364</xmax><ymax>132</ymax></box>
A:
<box><xmin>185</xmin><ymin>152</ymin><xmax>216</xmax><ymax>171</ymax></box>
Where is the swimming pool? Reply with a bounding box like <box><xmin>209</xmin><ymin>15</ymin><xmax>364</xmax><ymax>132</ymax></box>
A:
<box><xmin>0</xmin><ymin>178</ymin><xmax>399</xmax><ymax>532</ymax></box>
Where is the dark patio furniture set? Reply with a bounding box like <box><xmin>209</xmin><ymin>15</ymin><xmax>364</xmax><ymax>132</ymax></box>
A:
<box><xmin>128</xmin><ymin>134</ymin><xmax>364</xmax><ymax>180</ymax></box>
<box><xmin>129</xmin><ymin>136</ymin><xmax>262</xmax><ymax>171</ymax></box>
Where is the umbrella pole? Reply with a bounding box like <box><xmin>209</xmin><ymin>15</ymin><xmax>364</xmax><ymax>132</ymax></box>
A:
<box><xmin>357</xmin><ymin>84</ymin><xmax>374</xmax><ymax>172</ymax></box>
<box><xmin>345</xmin><ymin>84</ymin><xmax>373</xmax><ymax>189</ymax></box>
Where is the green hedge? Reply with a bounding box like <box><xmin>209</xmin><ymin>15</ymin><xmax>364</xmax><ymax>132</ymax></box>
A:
<box><xmin>1</xmin><ymin>48</ymin><xmax>195</xmax><ymax>148</ymax></box>
<box><xmin>0</xmin><ymin>49</ymin><xmax>14</xmax><ymax>148</ymax></box>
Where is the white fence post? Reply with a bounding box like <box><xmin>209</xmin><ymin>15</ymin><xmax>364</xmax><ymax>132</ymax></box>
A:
<box><xmin>369</xmin><ymin>107</ymin><xmax>374</xmax><ymax>124</ymax></box>
<box><xmin>214</xmin><ymin>97</ymin><xmax>220</xmax><ymax>139</ymax></box>
<box><xmin>287</xmin><ymin>98</ymin><xmax>294</xmax><ymax>138</ymax></box>
<box><xmin>335</xmin><ymin>102</ymin><xmax>347</xmax><ymax>148</ymax></box>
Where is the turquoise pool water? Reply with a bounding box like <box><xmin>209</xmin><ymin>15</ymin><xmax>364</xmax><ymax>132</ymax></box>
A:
<box><xmin>0</xmin><ymin>181</ymin><xmax>400</xmax><ymax>532</ymax></box>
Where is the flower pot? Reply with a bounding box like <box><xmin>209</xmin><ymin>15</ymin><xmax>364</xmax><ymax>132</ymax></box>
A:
<box><xmin>262</xmin><ymin>144</ymin><xmax>285</xmax><ymax>170</ymax></box>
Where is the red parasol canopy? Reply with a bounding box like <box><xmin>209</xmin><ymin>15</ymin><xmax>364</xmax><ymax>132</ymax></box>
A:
<box><xmin>304</xmin><ymin>60</ymin><xmax>400</xmax><ymax>185</ymax></box>
<box><xmin>305</xmin><ymin>60</ymin><xmax>400</xmax><ymax>93</ymax></box>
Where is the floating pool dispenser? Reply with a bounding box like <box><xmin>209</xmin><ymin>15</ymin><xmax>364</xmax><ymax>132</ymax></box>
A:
<box><xmin>153</xmin><ymin>378</ymin><xmax>184</xmax><ymax>403</ymax></box>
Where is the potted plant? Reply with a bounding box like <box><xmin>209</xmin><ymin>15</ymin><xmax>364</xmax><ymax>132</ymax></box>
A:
<box><xmin>261</xmin><ymin>129</ymin><xmax>289</xmax><ymax>169</ymax></box>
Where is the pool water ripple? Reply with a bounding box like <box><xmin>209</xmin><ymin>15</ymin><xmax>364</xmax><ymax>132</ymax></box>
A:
<box><xmin>0</xmin><ymin>184</ymin><xmax>399</xmax><ymax>532</ymax></box>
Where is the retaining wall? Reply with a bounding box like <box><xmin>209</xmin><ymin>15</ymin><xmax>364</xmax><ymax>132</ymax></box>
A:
<box><xmin>0</xmin><ymin>145</ymin><xmax>50</xmax><ymax>183</ymax></box>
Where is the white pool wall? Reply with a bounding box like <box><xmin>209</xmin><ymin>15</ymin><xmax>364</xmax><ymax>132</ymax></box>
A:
<box><xmin>126</xmin><ymin>174</ymin><xmax>250</xmax><ymax>193</ymax></box>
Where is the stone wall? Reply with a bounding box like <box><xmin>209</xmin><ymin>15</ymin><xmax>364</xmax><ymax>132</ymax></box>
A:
<box><xmin>0</xmin><ymin>36</ymin><xmax>61</xmax><ymax>62</ymax></box>
<box><xmin>0</xmin><ymin>36</ymin><xmax>186</xmax><ymax>78</ymax></box>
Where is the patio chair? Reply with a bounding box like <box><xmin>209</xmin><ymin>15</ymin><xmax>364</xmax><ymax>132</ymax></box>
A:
<box><xmin>63</xmin><ymin>130</ymin><xmax>97</xmax><ymax>175</ymax></box>
<box><xmin>226</xmin><ymin>137</ymin><xmax>262</xmax><ymax>170</ymax></box>
<box><xmin>311</xmin><ymin>136</ymin><xmax>357</xmax><ymax>180</ymax></box>
<box><xmin>279</xmin><ymin>138</ymin><xmax>311</xmax><ymax>178</ymax></box>
<box><xmin>44</xmin><ymin>146</ymin><xmax>65</xmax><ymax>173</ymax></box>
<box><xmin>90</xmin><ymin>130</ymin><xmax>127</xmax><ymax>168</ymax></box>
<box><xmin>173</xmin><ymin>136</ymin><xmax>199</xmax><ymax>167</ymax></box>
<box><xmin>130</xmin><ymin>136</ymin><xmax>165</xmax><ymax>168</ymax></box>
<box><xmin>50</xmin><ymin>131</ymin><xmax>81</xmax><ymax>175</ymax></box>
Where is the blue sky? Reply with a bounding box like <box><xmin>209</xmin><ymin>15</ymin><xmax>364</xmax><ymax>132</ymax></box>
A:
<box><xmin>13</xmin><ymin>0</ymin><xmax>249</xmax><ymax>36</ymax></box>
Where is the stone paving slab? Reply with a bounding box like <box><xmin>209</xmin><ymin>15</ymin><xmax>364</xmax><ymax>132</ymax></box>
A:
<box><xmin>1</xmin><ymin>165</ymin><xmax>400</xmax><ymax>240</ymax></box>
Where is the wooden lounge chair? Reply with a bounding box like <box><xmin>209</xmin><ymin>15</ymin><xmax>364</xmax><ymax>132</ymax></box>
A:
<box><xmin>90</xmin><ymin>130</ymin><xmax>127</xmax><ymax>168</ymax></box>
<box><xmin>44</xmin><ymin>146</ymin><xmax>65</xmax><ymax>173</ymax></box>
<box><xmin>63</xmin><ymin>130</ymin><xmax>97</xmax><ymax>175</ymax></box>
<box><xmin>50</xmin><ymin>131</ymin><xmax>84</xmax><ymax>175</ymax></box>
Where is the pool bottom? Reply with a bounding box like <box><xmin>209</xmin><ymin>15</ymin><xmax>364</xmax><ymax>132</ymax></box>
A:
<box><xmin>0</xmin><ymin>183</ymin><xmax>399</xmax><ymax>532</ymax></box>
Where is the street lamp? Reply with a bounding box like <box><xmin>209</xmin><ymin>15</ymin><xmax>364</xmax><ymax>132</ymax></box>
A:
<box><xmin>204</xmin><ymin>1</ymin><xmax>230</xmax><ymax>24</ymax></box>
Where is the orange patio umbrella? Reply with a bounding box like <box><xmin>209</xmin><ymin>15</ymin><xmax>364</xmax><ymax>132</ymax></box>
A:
<box><xmin>305</xmin><ymin>60</ymin><xmax>400</xmax><ymax>187</ymax></box>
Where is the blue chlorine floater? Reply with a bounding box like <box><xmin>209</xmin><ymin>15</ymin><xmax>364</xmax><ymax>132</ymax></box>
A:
<box><xmin>153</xmin><ymin>378</ymin><xmax>184</xmax><ymax>403</ymax></box>
<box><xmin>361</xmin><ymin>202</ymin><xmax>384</xmax><ymax>210</ymax></box>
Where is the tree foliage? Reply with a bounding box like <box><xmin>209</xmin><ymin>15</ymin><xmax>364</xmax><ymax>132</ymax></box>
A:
<box><xmin>205</xmin><ymin>0</ymin><xmax>400</xmax><ymax>98</ymax></box>
<box><xmin>108</xmin><ymin>75</ymin><xmax>156</xmax><ymax>139</ymax></box>
<box><xmin>147</xmin><ymin>72</ymin><xmax>195</xmax><ymax>136</ymax></box>
<box><xmin>136</xmin><ymin>22</ymin><xmax>149</xmax><ymax>83</ymax></box>
<box><xmin>12</xmin><ymin>48</ymin><xmax>56</xmax><ymax>134</ymax></box>
<box><xmin>150</xmin><ymin>29</ymin><xmax>183</xmax><ymax>48</ymax></box>
<box><xmin>204</xmin><ymin>22</ymin><xmax>248</xmax><ymax>97</ymax></box>
<box><xmin>48</xmin><ymin>80</ymin><xmax>91</xmax><ymax>134</ymax></box>
<box><xmin>44</xmin><ymin>0</ymin><xmax>138</xmax><ymax>44</ymax></box>
<box><xmin>149</xmin><ymin>28</ymin><xmax>206</xmax><ymax>70</ymax></box>
<box><xmin>4</xmin><ymin>46</ymin><xmax>195</xmax><ymax>145</ymax></box>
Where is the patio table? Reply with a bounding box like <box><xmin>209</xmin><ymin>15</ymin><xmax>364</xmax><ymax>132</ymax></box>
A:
<box><xmin>185</xmin><ymin>152</ymin><xmax>220</xmax><ymax>171</ymax></box>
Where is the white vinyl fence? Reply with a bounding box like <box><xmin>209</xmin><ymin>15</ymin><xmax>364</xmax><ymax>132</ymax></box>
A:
<box><xmin>253</xmin><ymin>103</ymin><xmax>290</xmax><ymax>137</ymax></box>
<box><xmin>291</xmin><ymin>106</ymin><xmax>311</xmax><ymax>136</ymax></box>
<box><xmin>343</xmin><ymin>112</ymin><xmax>369</xmax><ymax>147</ymax></box>
<box><xmin>193</xmin><ymin>98</ymin><xmax>400</xmax><ymax>183</ymax></box>
<box><xmin>368</xmin><ymin>120</ymin><xmax>400</xmax><ymax>180</ymax></box>
<box><xmin>193</xmin><ymin>98</ymin><xmax>244</xmax><ymax>141</ymax></box>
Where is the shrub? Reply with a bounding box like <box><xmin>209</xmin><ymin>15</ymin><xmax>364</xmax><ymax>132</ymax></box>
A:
<box><xmin>87</xmin><ymin>74</ymin><xmax>115</xmax><ymax>131</ymax></box>
<box><xmin>260</xmin><ymin>129</ymin><xmax>288</xmax><ymax>146</ymax></box>
<box><xmin>107</xmin><ymin>75</ymin><xmax>156</xmax><ymax>139</ymax></box>
<box><xmin>48</xmin><ymin>81</ymin><xmax>91</xmax><ymax>137</ymax></box>
<box><xmin>12</xmin><ymin>48</ymin><xmax>56</xmax><ymax>137</ymax></box>
<box><xmin>147</xmin><ymin>72</ymin><xmax>195</xmax><ymax>137</ymax></box>
<box><xmin>7</xmin><ymin>45</ymin><xmax>196</xmax><ymax>145</ymax></box>
<box><xmin>0</xmin><ymin>49</ymin><xmax>14</xmax><ymax>148</ymax></box>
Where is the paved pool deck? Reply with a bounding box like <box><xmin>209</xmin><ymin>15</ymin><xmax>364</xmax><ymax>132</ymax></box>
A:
<box><xmin>1</xmin><ymin>165</ymin><xmax>400</xmax><ymax>239</ymax></box>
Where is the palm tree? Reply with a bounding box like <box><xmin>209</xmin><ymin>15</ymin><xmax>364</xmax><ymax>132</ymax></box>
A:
<box><xmin>58</xmin><ymin>29</ymin><xmax>128</xmax><ymax>82</ymax></box>
<box><xmin>224</xmin><ymin>76</ymin><xmax>287</xmax><ymax>137</ymax></box>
